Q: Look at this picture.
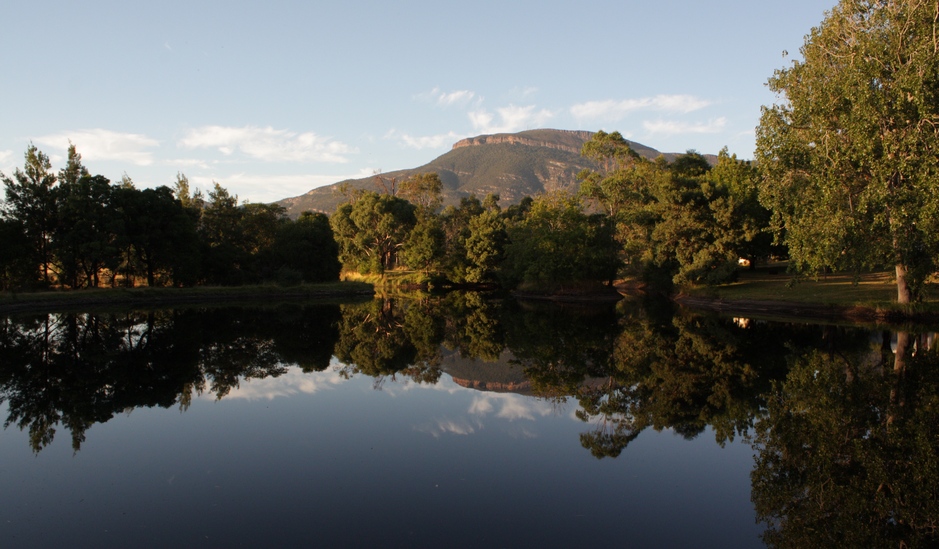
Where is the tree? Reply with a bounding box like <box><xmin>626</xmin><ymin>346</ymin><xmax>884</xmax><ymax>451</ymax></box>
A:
<box><xmin>1</xmin><ymin>145</ymin><xmax>58</xmax><ymax>285</ymax></box>
<box><xmin>400</xmin><ymin>211</ymin><xmax>444</xmax><ymax>272</ymax></box>
<box><xmin>650</xmin><ymin>152</ymin><xmax>766</xmax><ymax>286</ymax></box>
<box><xmin>399</xmin><ymin>172</ymin><xmax>443</xmax><ymax>212</ymax></box>
<box><xmin>199</xmin><ymin>183</ymin><xmax>246</xmax><ymax>284</ymax></box>
<box><xmin>708</xmin><ymin>148</ymin><xmax>775</xmax><ymax>267</ymax></box>
<box><xmin>438</xmin><ymin>196</ymin><xmax>485</xmax><ymax>281</ymax></box>
<box><xmin>464</xmin><ymin>208</ymin><xmax>506</xmax><ymax>283</ymax></box>
<box><xmin>330</xmin><ymin>191</ymin><xmax>416</xmax><ymax>273</ymax></box>
<box><xmin>756</xmin><ymin>0</ymin><xmax>939</xmax><ymax>303</ymax></box>
<box><xmin>52</xmin><ymin>145</ymin><xmax>116</xmax><ymax>287</ymax></box>
<box><xmin>113</xmin><ymin>186</ymin><xmax>200</xmax><ymax>286</ymax></box>
<box><xmin>54</xmin><ymin>174</ymin><xmax>118</xmax><ymax>287</ymax></box>
<box><xmin>271</xmin><ymin>211</ymin><xmax>341</xmax><ymax>283</ymax></box>
<box><xmin>0</xmin><ymin>218</ymin><xmax>31</xmax><ymax>290</ymax></box>
<box><xmin>239</xmin><ymin>202</ymin><xmax>288</xmax><ymax>281</ymax></box>
<box><xmin>502</xmin><ymin>192</ymin><xmax>619</xmax><ymax>291</ymax></box>
<box><xmin>577</xmin><ymin>131</ymin><xmax>662</xmax><ymax>275</ymax></box>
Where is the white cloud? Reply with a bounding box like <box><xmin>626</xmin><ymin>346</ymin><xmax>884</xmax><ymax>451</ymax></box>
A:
<box><xmin>508</xmin><ymin>86</ymin><xmax>539</xmax><ymax>99</ymax></box>
<box><xmin>190</xmin><ymin>172</ymin><xmax>353</xmax><ymax>203</ymax></box>
<box><xmin>179</xmin><ymin>125</ymin><xmax>355</xmax><ymax>163</ymax></box>
<box><xmin>437</xmin><ymin>89</ymin><xmax>476</xmax><ymax>107</ymax></box>
<box><xmin>386</xmin><ymin>129</ymin><xmax>465</xmax><ymax>150</ymax></box>
<box><xmin>570</xmin><ymin>94</ymin><xmax>712</xmax><ymax>121</ymax></box>
<box><xmin>642</xmin><ymin>117</ymin><xmax>727</xmax><ymax>136</ymax></box>
<box><xmin>0</xmin><ymin>150</ymin><xmax>13</xmax><ymax>171</ymax></box>
<box><xmin>34</xmin><ymin>129</ymin><xmax>159</xmax><ymax>166</ymax></box>
<box><xmin>416</xmin><ymin>87</ymin><xmax>479</xmax><ymax>107</ymax></box>
<box><xmin>165</xmin><ymin>158</ymin><xmax>212</xmax><ymax>170</ymax></box>
<box><xmin>468</xmin><ymin>104</ymin><xmax>555</xmax><ymax>134</ymax></box>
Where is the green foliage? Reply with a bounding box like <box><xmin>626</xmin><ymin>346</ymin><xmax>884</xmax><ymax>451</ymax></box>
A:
<box><xmin>1</xmin><ymin>145</ymin><xmax>340</xmax><ymax>290</ymax></box>
<box><xmin>428</xmin><ymin>194</ymin><xmax>508</xmax><ymax>283</ymax></box>
<box><xmin>756</xmin><ymin>0</ymin><xmax>939</xmax><ymax>303</ymax></box>
<box><xmin>53</xmin><ymin>174</ymin><xmax>119</xmax><ymax>288</ymax></box>
<box><xmin>113</xmin><ymin>185</ymin><xmax>200</xmax><ymax>287</ymax></box>
<box><xmin>200</xmin><ymin>183</ymin><xmax>248</xmax><ymax>284</ymax></box>
<box><xmin>577</xmin><ymin>133</ymin><xmax>774</xmax><ymax>287</ymax></box>
<box><xmin>399</xmin><ymin>172</ymin><xmax>443</xmax><ymax>212</ymax></box>
<box><xmin>650</xmin><ymin>165</ymin><xmax>742</xmax><ymax>285</ymax></box>
<box><xmin>502</xmin><ymin>192</ymin><xmax>619</xmax><ymax>290</ymax></box>
<box><xmin>464</xmin><ymin>208</ymin><xmax>506</xmax><ymax>283</ymax></box>
<box><xmin>708</xmin><ymin>148</ymin><xmax>775</xmax><ymax>265</ymax></box>
<box><xmin>400</xmin><ymin>211</ymin><xmax>445</xmax><ymax>272</ymax></box>
<box><xmin>272</xmin><ymin>211</ymin><xmax>341</xmax><ymax>283</ymax></box>
<box><xmin>331</xmin><ymin>191</ymin><xmax>417</xmax><ymax>274</ymax></box>
<box><xmin>1</xmin><ymin>144</ymin><xmax>58</xmax><ymax>286</ymax></box>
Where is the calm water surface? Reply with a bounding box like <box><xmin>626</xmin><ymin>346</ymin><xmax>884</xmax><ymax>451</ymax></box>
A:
<box><xmin>0</xmin><ymin>296</ymin><xmax>935</xmax><ymax>547</ymax></box>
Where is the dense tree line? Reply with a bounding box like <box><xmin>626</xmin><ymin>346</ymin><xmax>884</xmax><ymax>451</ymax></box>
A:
<box><xmin>0</xmin><ymin>144</ymin><xmax>340</xmax><ymax>290</ymax></box>
<box><xmin>330</xmin><ymin>136</ymin><xmax>773</xmax><ymax>292</ymax></box>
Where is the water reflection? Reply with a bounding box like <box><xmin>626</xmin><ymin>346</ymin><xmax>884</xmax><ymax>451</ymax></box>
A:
<box><xmin>0</xmin><ymin>305</ymin><xmax>340</xmax><ymax>451</ymax></box>
<box><xmin>752</xmin><ymin>330</ymin><xmax>939</xmax><ymax>547</ymax></box>
<box><xmin>1</xmin><ymin>296</ymin><xmax>938</xmax><ymax>546</ymax></box>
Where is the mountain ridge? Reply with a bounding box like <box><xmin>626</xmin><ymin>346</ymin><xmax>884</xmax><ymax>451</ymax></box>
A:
<box><xmin>275</xmin><ymin>129</ymin><xmax>715</xmax><ymax>217</ymax></box>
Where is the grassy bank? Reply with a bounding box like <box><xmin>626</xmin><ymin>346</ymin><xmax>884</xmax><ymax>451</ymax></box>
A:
<box><xmin>0</xmin><ymin>281</ymin><xmax>375</xmax><ymax>315</ymax></box>
<box><xmin>677</xmin><ymin>263</ymin><xmax>939</xmax><ymax>323</ymax></box>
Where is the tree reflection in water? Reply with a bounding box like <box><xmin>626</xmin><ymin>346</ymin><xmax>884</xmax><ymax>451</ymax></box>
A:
<box><xmin>751</xmin><ymin>330</ymin><xmax>939</xmax><ymax>547</ymax></box>
<box><xmin>1</xmin><ymin>295</ymin><xmax>938</xmax><ymax>545</ymax></box>
<box><xmin>0</xmin><ymin>305</ymin><xmax>340</xmax><ymax>452</ymax></box>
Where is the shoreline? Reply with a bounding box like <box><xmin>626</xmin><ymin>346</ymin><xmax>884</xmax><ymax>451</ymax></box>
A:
<box><xmin>672</xmin><ymin>293</ymin><xmax>939</xmax><ymax>326</ymax></box>
<box><xmin>0</xmin><ymin>283</ymin><xmax>375</xmax><ymax>315</ymax></box>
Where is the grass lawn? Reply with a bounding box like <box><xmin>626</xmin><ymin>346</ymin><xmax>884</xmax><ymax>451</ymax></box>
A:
<box><xmin>672</xmin><ymin>263</ymin><xmax>939</xmax><ymax>323</ymax></box>
<box><xmin>675</xmin><ymin>262</ymin><xmax>939</xmax><ymax>320</ymax></box>
<box><xmin>694</xmin><ymin>265</ymin><xmax>900</xmax><ymax>306</ymax></box>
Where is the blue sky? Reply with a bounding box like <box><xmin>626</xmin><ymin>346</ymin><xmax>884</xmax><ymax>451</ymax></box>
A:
<box><xmin>0</xmin><ymin>1</ymin><xmax>836</xmax><ymax>204</ymax></box>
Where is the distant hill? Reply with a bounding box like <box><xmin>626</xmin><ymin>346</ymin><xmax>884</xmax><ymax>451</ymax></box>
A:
<box><xmin>276</xmin><ymin>129</ymin><xmax>715</xmax><ymax>217</ymax></box>
<box><xmin>441</xmin><ymin>349</ymin><xmax>532</xmax><ymax>395</ymax></box>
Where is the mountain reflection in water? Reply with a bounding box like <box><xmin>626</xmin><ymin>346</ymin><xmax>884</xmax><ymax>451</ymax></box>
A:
<box><xmin>1</xmin><ymin>294</ymin><xmax>937</xmax><ymax>547</ymax></box>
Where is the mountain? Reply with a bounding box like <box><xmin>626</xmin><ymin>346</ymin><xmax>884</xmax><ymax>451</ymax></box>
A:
<box><xmin>441</xmin><ymin>349</ymin><xmax>532</xmax><ymax>395</ymax></box>
<box><xmin>275</xmin><ymin>129</ymin><xmax>713</xmax><ymax>217</ymax></box>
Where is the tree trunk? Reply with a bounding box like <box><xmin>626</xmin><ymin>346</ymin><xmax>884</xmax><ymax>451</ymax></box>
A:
<box><xmin>896</xmin><ymin>263</ymin><xmax>913</xmax><ymax>304</ymax></box>
<box><xmin>888</xmin><ymin>330</ymin><xmax>911</xmax><ymax>427</ymax></box>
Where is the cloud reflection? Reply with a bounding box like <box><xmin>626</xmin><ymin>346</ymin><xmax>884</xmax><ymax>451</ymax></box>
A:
<box><xmin>199</xmin><ymin>366</ymin><xmax>569</xmax><ymax>441</ymax></box>
<box><xmin>415</xmin><ymin>419</ymin><xmax>480</xmax><ymax>438</ymax></box>
<box><xmin>207</xmin><ymin>367</ymin><xmax>347</xmax><ymax>401</ymax></box>
<box><xmin>469</xmin><ymin>393</ymin><xmax>556</xmax><ymax>421</ymax></box>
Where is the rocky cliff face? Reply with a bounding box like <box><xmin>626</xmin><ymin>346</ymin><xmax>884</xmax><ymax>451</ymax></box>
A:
<box><xmin>451</xmin><ymin>130</ymin><xmax>593</xmax><ymax>155</ymax></box>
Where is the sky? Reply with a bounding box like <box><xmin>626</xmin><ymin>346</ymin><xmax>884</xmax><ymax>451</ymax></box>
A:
<box><xmin>0</xmin><ymin>0</ymin><xmax>838</xmax><ymax>204</ymax></box>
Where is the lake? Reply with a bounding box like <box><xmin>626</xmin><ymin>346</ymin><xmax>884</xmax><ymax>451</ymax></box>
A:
<box><xmin>1</xmin><ymin>295</ymin><xmax>936</xmax><ymax>547</ymax></box>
